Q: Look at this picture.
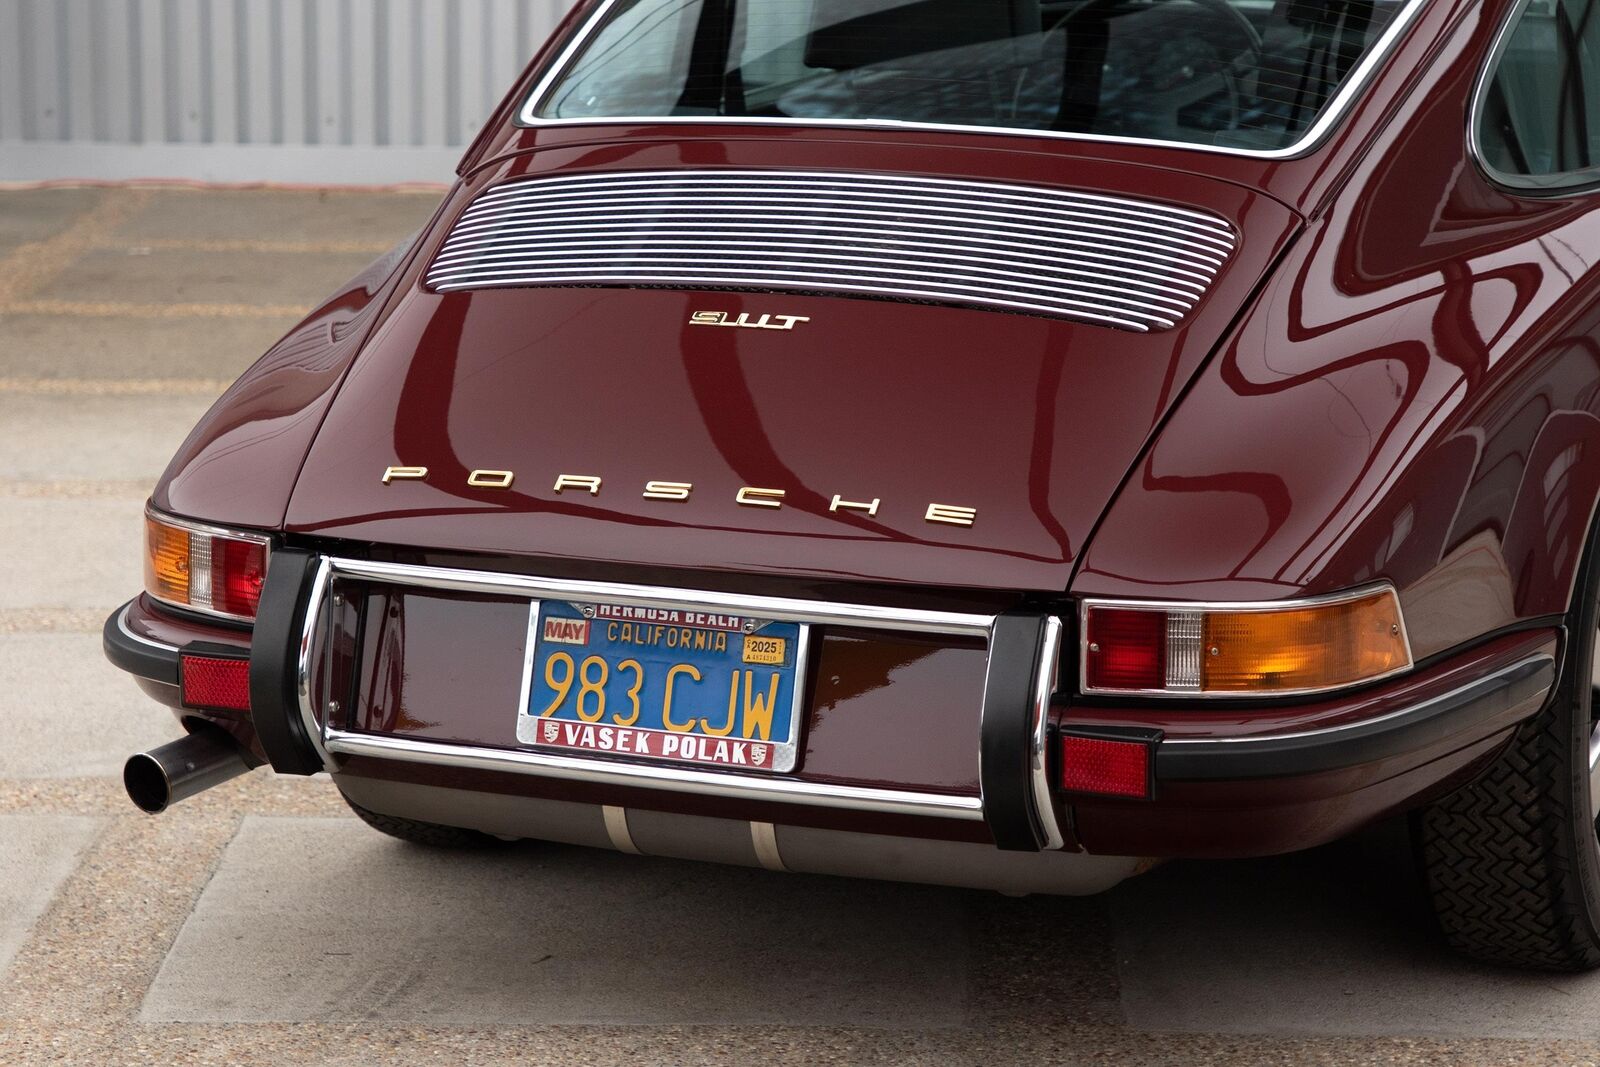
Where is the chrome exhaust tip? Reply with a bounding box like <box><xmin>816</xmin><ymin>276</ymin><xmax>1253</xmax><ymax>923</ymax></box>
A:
<box><xmin>124</xmin><ymin>729</ymin><xmax>254</xmax><ymax>814</ymax></box>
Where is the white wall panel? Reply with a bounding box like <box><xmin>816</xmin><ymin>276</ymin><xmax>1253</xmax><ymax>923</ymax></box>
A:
<box><xmin>0</xmin><ymin>0</ymin><xmax>578</xmax><ymax>182</ymax></box>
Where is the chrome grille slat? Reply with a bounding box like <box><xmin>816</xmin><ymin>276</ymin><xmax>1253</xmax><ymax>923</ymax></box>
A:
<box><xmin>431</xmin><ymin>233</ymin><xmax>1213</xmax><ymax>294</ymax></box>
<box><xmin>433</xmin><ymin>270</ymin><xmax>1165</xmax><ymax>331</ymax></box>
<box><xmin>451</xmin><ymin>195</ymin><xmax>1233</xmax><ymax>259</ymax></box>
<box><xmin>466</xmin><ymin>170</ymin><xmax>1235</xmax><ymax>234</ymax></box>
<box><xmin>425</xmin><ymin>170</ymin><xmax>1238</xmax><ymax>331</ymax></box>
<box><xmin>441</xmin><ymin>213</ymin><xmax>1226</xmax><ymax>279</ymax></box>
<box><xmin>429</xmin><ymin>250</ymin><xmax>1195</xmax><ymax>314</ymax></box>
<box><xmin>459</xmin><ymin>186</ymin><xmax>1236</xmax><ymax>248</ymax></box>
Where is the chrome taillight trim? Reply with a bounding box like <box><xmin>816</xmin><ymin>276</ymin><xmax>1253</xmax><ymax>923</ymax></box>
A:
<box><xmin>424</xmin><ymin>169</ymin><xmax>1237</xmax><ymax>331</ymax></box>
<box><xmin>1077</xmin><ymin>583</ymin><xmax>1415</xmax><ymax>699</ymax></box>
<box><xmin>294</xmin><ymin>556</ymin><xmax>1065</xmax><ymax>843</ymax></box>
<box><xmin>143</xmin><ymin>506</ymin><xmax>273</xmax><ymax>624</ymax></box>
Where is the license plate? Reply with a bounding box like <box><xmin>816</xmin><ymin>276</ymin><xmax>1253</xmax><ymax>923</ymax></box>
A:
<box><xmin>516</xmin><ymin>600</ymin><xmax>806</xmax><ymax>773</ymax></box>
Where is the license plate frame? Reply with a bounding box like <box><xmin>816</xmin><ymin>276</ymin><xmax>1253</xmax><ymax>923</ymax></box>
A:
<box><xmin>514</xmin><ymin>598</ymin><xmax>810</xmax><ymax>774</ymax></box>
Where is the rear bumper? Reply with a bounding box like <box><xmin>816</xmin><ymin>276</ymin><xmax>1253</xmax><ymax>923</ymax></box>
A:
<box><xmin>1157</xmin><ymin>649</ymin><xmax>1553</xmax><ymax>781</ymax></box>
<box><xmin>104</xmin><ymin>600</ymin><xmax>181</xmax><ymax>686</ymax></box>
<box><xmin>104</xmin><ymin>552</ymin><xmax>1561</xmax><ymax>875</ymax></box>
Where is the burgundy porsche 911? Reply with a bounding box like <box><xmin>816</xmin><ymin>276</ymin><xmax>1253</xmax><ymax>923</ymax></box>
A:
<box><xmin>105</xmin><ymin>0</ymin><xmax>1600</xmax><ymax>970</ymax></box>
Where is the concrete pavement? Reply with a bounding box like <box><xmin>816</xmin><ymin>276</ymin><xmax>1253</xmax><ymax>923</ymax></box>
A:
<box><xmin>3</xmin><ymin>185</ymin><xmax>1600</xmax><ymax>1065</ymax></box>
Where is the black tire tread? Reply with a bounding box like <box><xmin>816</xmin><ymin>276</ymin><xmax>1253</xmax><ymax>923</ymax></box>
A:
<box><xmin>341</xmin><ymin>792</ymin><xmax>512</xmax><ymax>849</ymax></box>
<box><xmin>1418</xmin><ymin>668</ymin><xmax>1600</xmax><ymax>970</ymax></box>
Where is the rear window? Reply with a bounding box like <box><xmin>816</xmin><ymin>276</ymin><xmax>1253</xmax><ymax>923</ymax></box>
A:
<box><xmin>524</xmin><ymin>0</ymin><xmax>1422</xmax><ymax>154</ymax></box>
<box><xmin>1475</xmin><ymin>0</ymin><xmax>1600</xmax><ymax>189</ymax></box>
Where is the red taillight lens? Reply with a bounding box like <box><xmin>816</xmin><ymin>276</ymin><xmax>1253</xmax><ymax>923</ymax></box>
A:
<box><xmin>180</xmin><ymin>655</ymin><xmax>252</xmax><ymax>712</ymax></box>
<box><xmin>144</xmin><ymin>510</ymin><xmax>271</xmax><ymax>622</ymax></box>
<box><xmin>1060</xmin><ymin>734</ymin><xmax>1152</xmax><ymax>799</ymax></box>
<box><xmin>1084</xmin><ymin>607</ymin><xmax>1166</xmax><ymax>691</ymax></box>
<box><xmin>215</xmin><ymin>539</ymin><xmax>267</xmax><ymax>617</ymax></box>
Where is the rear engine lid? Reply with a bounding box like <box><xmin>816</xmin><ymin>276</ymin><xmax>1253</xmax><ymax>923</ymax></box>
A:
<box><xmin>285</xmin><ymin>156</ymin><xmax>1297</xmax><ymax>592</ymax></box>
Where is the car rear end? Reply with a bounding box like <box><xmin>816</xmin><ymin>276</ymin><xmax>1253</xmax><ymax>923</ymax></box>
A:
<box><xmin>106</xmin><ymin>0</ymin><xmax>1530</xmax><ymax>897</ymax></box>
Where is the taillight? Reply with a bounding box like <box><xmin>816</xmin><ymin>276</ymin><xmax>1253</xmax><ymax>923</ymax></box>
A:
<box><xmin>144</xmin><ymin>510</ymin><xmax>271</xmax><ymax>622</ymax></box>
<box><xmin>1080</xmin><ymin>586</ymin><xmax>1411</xmax><ymax>697</ymax></box>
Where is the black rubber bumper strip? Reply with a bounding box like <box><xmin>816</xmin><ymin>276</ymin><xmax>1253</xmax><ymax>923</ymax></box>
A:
<box><xmin>102</xmin><ymin>600</ymin><xmax>179</xmax><ymax>686</ymax></box>
<box><xmin>1154</xmin><ymin>652</ymin><xmax>1556</xmax><ymax>781</ymax></box>
<box><xmin>979</xmin><ymin>612</ymin><xmax>1053</xmax><ymax>852</ymax></box>
<box><xmin>248</xmin><ymin>548</ymin><xmax>326</xmax><ymax>776</ymax></box>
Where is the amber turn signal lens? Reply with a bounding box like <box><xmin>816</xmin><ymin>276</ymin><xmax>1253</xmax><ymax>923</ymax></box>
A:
<box><xmin>1082</xmin><ymin>587</ymin><xmax>1411</xmax><ymax>697</ymax></box>
<box><xmin>1202</xmin><ymin>592</ymin><xmax>1408</xmax><ymax>693</ymax></box>
<box><xmin>145</xmin><ymin>516</ymin><xmax>191</xmax><ymax>604</ymax></box>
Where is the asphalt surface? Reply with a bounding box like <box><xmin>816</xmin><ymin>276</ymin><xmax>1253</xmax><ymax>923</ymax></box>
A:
<box><xmin>2</xmin><ymin>185</ymin><xmax>1600</xmax><ymax>1066</ymax></box>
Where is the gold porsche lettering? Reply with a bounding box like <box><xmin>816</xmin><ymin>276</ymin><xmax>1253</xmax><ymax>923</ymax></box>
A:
<box><xmin>467</xmin><ymin>469</ymin><xmax>515</xmax><ymax>489</ymax></box>
<box><xmin>382</xmin><ymin>465</ymin><xmax>428</xmax><ymax>484</ymax></box>
<box><xmin>690</xmin><ymin>310</ymin><xmax>810</xmax><ymax>331</ymax></box>
<box><xmin>829</xmin><ymin>495</ymin><xmax>880</xmax><ymax>517</ymax></box>
<box><xmin>554</xmin><ymin>474</ymin><xmax>602</xmax><ymax>495</ymax></box>
<box><xmin>925</xmin><ymin>503</ymin><xmax>978</xmax><ymax>527</ymax></box>
<box><xmin>643</xmin><ymin>480</ymin><xmax>693</xmax><ymax>501</ymax></box>
<box><xmin>381</xmin><ymin>467</ymin><xmax>975</xmax><ymax>526</ymax></box>
<box><xmin>736</xmin><ymin>487</ymin><xmax>786</xmax><ymax>509</ymax></box>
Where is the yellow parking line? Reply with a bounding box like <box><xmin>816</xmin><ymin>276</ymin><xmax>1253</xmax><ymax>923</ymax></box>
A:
<box><xmin>0</xmin><ymin>188</ymin><xmax>150</xmax><ymax>306</ymax></box>
<box><xmin>4</xmin><ymin>299</ymin><xmax>307</xmax><ymax>319</ymax></box>
<box><xmin>0</xmin><ymin>607</ymin><xmax>106</xmax><ymax>634</ymax></box>
<box><xmin>107</xmin><ymin>238</ymin><xmax>393</xmax><ymax>255</ymax></box>
<box><xmin>0</xmin><ymin>378</ymin><xmax>229</xmax><ymax>396</ymax></box>
<box><xmin>0</xmin><ymin>480</ymin><xmax>151</xmax><ymax>498</ymax></box>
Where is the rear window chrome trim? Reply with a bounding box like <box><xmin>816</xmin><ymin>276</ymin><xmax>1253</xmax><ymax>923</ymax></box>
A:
<box><xmin>294</xmin><ymin>556</ymin><xmax>1063</xmax><ymax>838</ymax></box>
<box><xmin>514</xmin><ymin>0</ymin><xmax>1434</xmax><ymax>162</ymax></box>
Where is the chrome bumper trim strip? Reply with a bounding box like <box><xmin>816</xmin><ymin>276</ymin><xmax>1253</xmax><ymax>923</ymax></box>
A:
<box><xmin>1159</xmin><ymin>652</ymin><xmax>1554</xmax><ymax>748</ymax></box>
<box><xmin>1030</xmin><ymin>617</ymin><xmax>1066</xmax><ymax>850</ymax></box>
<box><xmin>322</xmin><ymin>729</ymin><xmax>986</xmax><ymax>821</ymax></box>
<box><xmin>317</xmin><ymin>556</ymin><xmax>996</xmax><ymax>636</ymax></box>
<box><xmin>116</xmin><ymin>602</ymin><xmax>179</xmax><ymax>654</ymax></box>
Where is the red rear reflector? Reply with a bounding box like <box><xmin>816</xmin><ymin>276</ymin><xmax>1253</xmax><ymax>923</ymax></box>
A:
<box><xmin>181</xmin><ymin>655</ymin><xmax>252</xmax><ymax>712</ymax></box>
<box><xmin>1060</xmin><ymin>734</ymin><xmax>1151</xmax><ymax>799</ymax></box>
<box><xmin>1084</xmin><ymin>607</ymin><xmax>1166</xmax><ymax>691</ymax></box>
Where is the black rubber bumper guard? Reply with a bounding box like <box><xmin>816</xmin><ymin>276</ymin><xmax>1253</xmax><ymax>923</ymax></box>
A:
<box><xmin>247</xmin><ymin>548</ymin><xmax>327</xmax><ymax>776</ymax></box>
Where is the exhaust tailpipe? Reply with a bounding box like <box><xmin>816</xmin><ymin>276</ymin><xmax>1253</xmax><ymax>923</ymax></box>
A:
<box><xmin>124</xmin><ymin>730</ymin><xmax>254</xmax><ymax>814</ymax></box>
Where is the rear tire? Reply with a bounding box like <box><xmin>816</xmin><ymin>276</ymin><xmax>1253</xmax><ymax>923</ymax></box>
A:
<box><xmin>1416</xmin><ymin>518</ymin><xmax>1600</xmax><ymax>970</ymax></box>
<box><xmin>341</xmin><ymin>791</ymin><xmax>512</xmax><ymax>849</ymax></box>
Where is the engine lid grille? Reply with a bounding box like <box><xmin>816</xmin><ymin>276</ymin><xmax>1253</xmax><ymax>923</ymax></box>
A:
<box><xmin>425</xmin><ymin>170</ymin><xmax>1237</xmax><ymax>332</ymax></box>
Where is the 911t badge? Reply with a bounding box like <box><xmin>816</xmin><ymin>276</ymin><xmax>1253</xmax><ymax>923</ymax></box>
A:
<box><xmin>690</xmin><ymin>310</ymin><xmax>810</xmax><ymax>330</ymax></box>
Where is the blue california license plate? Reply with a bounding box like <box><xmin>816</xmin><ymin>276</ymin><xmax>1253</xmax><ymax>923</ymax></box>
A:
<box><xmin>516</xmin><ymin>600</ymin><xmax>806</xmax><ymax>773</ymax></box>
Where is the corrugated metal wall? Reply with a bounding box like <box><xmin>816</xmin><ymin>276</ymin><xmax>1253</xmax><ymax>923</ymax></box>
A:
<box><xmin>0</xmin><ymin>0</ymin><xmax>576</xmax><ymax>184</ymax></box>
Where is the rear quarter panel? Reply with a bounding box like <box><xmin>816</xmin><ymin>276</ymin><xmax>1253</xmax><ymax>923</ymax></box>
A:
<box><xmin>1072</xmin><ymin>0</ymin><xmax>1600</xmax><ymax>660</ymax></box>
